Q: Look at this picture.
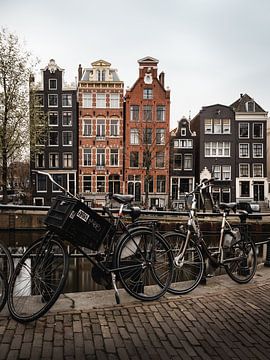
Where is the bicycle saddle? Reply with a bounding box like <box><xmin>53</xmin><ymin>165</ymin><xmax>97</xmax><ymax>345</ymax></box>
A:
<box><xmin>112</xmin><ymin>194</ymin><xmax>134</xmax><ymax>204</ymax></box>
<box><xmin>219</xmin><ymin>202</ymin><xmax>237</xmax><ymax>213</ymax></box>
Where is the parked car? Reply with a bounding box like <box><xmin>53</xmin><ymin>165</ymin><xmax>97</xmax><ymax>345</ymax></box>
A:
<box><xmin>237</xmin><ymin>202</ymin><xmax>261</xmax><ymax>213</ymax></box>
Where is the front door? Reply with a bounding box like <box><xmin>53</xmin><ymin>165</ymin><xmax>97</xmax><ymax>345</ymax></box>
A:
<box><xmin>254</xmin><ymin>182</ymin><xmax>264</xmax><ymax>201</ymax></box>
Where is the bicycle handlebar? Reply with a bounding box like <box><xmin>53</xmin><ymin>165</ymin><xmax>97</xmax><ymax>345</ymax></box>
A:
<box><xmin>32</xmin><ymin>170</ymin><xmax>76</xmax><ymax>199</ymax></box>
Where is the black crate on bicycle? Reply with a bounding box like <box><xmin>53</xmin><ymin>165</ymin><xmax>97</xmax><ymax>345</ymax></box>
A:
<box><xmin>44</xmin><ymin>195</ymin><xmax>112</xmax><ymax>250</ymax></box>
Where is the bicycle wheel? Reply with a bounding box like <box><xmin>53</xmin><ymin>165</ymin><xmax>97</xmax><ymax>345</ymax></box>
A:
<box><xmin>0</xmin><ymin>241</ymin><xmax>14</xmax><ymax>282</ymax></box>
<box><xmin>8</xmin><ymin>233</ymin><xmax>69</xmax><ymax>323</ymax></box>
<box><xmin>114</xmin><ymin>227</ymin><xmax>173</xmax><ymax>301</ymax></box>
<box><xmin>224</xmin><ymin>238</ymin><xmax>257</xmax><ymax>283</ymax></box>
<box><xmin>164</xmin><ymin>231</ymin><xmax>204</xmax><ymax>294</ymax></box>
<box><xmin>0</xmin><ymin>271</ymin><xmax>8</xmax><ymax>313</ymax></box>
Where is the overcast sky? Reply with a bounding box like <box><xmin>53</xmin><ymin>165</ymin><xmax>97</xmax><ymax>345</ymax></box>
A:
<box><xmin>1</xmin><ymin>0</ymin><xmax>269</xmax><ymax>129</ymax></box>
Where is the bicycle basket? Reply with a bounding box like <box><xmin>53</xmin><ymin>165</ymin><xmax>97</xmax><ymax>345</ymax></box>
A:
<box><xmin>44</xmin><ymin>195</ymin><xmax>112</xmax><ymax>250</ymax></box>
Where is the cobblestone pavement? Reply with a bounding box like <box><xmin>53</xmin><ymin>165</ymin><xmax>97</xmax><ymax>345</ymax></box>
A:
<box><xmin>1</xmin><ymin>279</ymin><xmax>270</xmax><ymax>359</ymax></box>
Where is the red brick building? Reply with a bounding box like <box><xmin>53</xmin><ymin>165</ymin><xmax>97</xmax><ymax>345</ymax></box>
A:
<box><xmin>77</xmin><ymin>60</ymin><xmax>124</xmax><ymax>205</ymax></box>
<box><xmin>124</xmin><ymin>57</ymin><xmax>170</xmax><ymax>209</ymax></box>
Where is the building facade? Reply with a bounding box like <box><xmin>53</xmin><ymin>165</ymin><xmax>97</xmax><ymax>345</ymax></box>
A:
<box><xmin>77</xmin><ymin>60</ymin><xmax>124</xmax><ymax>206</ymax></box>
<box><xmin>191</xmin><ymin>104</ymin><xmax>236</xmax><ymax>204</ymax></box>
<box><xmin>231</xmin><ymin>94</ymin><xmax>268</xmax><ymax>205</ymax></box>
<box><xmin>169</xmin><ymin>117</ymin><xmax>196</xmax><ymax>210</ymax></box>
<box><xmin>124</xmin><ymin>57</ymin><xmax>170</xmax><ymax>209</ymax></box>
<box><xmin>30</xmin><ymin>59</ymin><xmax>78</xmax><ymax>205</ymax></box>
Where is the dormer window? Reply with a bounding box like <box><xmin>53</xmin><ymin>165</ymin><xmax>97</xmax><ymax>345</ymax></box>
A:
<box><xmin>181</xmin><ymin>128</ymin><xmax>186</xmax><ymax>136</ymax></box>
<box><xmin>246</xmin><ymin>101</ymin><xmax>255</xmax><ymax>112</ymax></box>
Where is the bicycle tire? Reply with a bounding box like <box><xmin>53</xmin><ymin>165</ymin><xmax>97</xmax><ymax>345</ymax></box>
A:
<box><xmin>224</xmin><ymin>238</ymin><xmax>257</xmax><ymax>283</ymax></box>
<box><xmin>8</xmin><ymin>233</ymin><xmax>69</xmax><ymax>323</ymax></box>
<box><xmin>114</xmin><ymin>227</ymin><xmax>173</xmax><ymax>301</ymax></box>
<box><xmin>164</xmin><ymin>231</ymin><xmax>204</xmax><ymax>294</ymax></box>
<box><xmin>0</xmin><ymin>241</ymin><xmax>14</xmax><ymax>282</ymax></box>
<box><xmin>0</xmin><ymin>271</ymin><xmax>8</xmax><ymax>313</ymax></box>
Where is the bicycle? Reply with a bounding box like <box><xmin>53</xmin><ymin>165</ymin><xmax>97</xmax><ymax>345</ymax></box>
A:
<box><xmin>164</xmin><ymin>178</ymin><xmax>257</xmax><ymax>295</ymax></box>
<box><xmin>0</xmin><ymin>241</ymin><xmax>14</xmax><ymax>312</ymax></box>
<box><xmin>7</xmin><ymin>170</ymin><xmax>173</xmax><ymax>323</ymax></box>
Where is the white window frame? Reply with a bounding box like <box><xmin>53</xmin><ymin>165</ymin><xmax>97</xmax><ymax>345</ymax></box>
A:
<box><xmin>83</xmin><ymin>175</ymin><xmax>92</xmax><ymax>193</ymax></box>
<box><xmin>205</xmin><ymin>142</ymin><xmax>230</xmax><ymax>157</ymax></box>
<box><xmin>223</xmin><ymin>119</ymin><xmax>231</xmax><ymax>134</ymax></box>
<box><xmin>96</xmin><ymin>119</ymin><xmax>106</xmax><ymax>139</ymax></box>
<box><xmin>156</xmin><ymin>128</ymin><xmax>165</xmax><ymax>145</ymax></box>
<box><xmin>63</xmin><ymin>153</ymin><xmax>73</xmax><ymax>168</ymax></box>
<box><xmin>239</xmin><ymin>143</ymin><xmax>249</xmax><ymax>158</ymax></box>
<box><xmin>253</xmin><ymin>143</ymin><xmax>263</xmax><ymax>158</ymax></box>
<box><xmin>96</xmin><ymin>93</ymin><xmax>106</xmax><ymax>108</ymax></box>
<box><xmin>253</xmin><ymin>163</ymin><xmax>263</xmax><ymax>177</ymax></box>
<box><xmin>110</xmin><ymin>149</ymin><xmax>119</xmax><ymax>166</ymax></box>
<box><xmin>130</xmin><ymin>129</ymin><xmax>139</xmax><ymax>145</ymax></box>
<box><xmin>222</xmin><ymin>165</ymin><xmax>231</xmax><ymax>180</ymax></box>
<box><xmin>62</xmin><ymin>94</ymin><xmax>72</xmax><ymax>107</ymax></box>
<box><xmin>83</xmin><ymin>118</ymin><xmax>92</xmax><ymax>136</ymax></box>
<box><xmin>110</xmin><ymin>93</ymin><xmax>120</xmax><ymax>108</ymax></box>
<box><xmin>82</xmin><ymin>93</ymin><xmax>92</xmax><ymax>108</ymax></box>
<box><xmin>239</xmin><ymin>123</ymin><xmax>249</xmax><ymax>139</ymax></box>
<box><xmin>213</xmin><ymin>119</ymin><xmax>222</xmax><ymax>134</ymax></box>
<box><xmin>48</xmin><ymin>94</ymin><xmax>58</xmax><ymax>107</ymax></box>
<box><xmin>49</xmin><ymin>153</ymin><xmax>59</xmax><ymax>168</ymax></box>
<box><xmin>239</xmin><ymin>163</ymin><xmax>250</xmax><ymax>177</ymax></box>
<box><xmin>253</xmin><ymin>123</ymin><xmax>263</xmax><ymax>139</ymax></box>
<box><xmin>110</xmin><ymin>119</ymin><xmax>119</xmax><ymax>136</ymax></box>
<box><xmin>62</xmin><ymin>112</ymin><xmax>72</xmax><ymax>126</ymax></box>
<box><xmin>62</xmin><ymin>131</ymin><xmax>73</xmax><ymax>146</ymax></box>
<box><xmin>205</xmin><ymin>119</ymin><xmax>212</xmax><ymax>134</ymax></box>
<box><xmin>96</xmin><ymin>149</ymin><xmax>105</xmax><ymax>167</ymax></box>
<box><xmin>83</xmin><ymin>148</ymin><xmax>91</xmax><ymax>166</ymax></box>
<box><xmin>48</xmin><ymin>112</ymin><xmax>58</xmax><ymax>126</ymax></box>
<box><xmin>49</xmin><ymin>79</ymin><xmax>57</xmax><ymax>90</ymax></box>
<box><xmin>183</xmin><ymin>154</ymin><xmax>193</xmax><ymax>170</ymax></box>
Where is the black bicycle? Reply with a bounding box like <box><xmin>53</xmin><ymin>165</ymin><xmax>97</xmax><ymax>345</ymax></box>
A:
<box><xmin>0</xmin><ymin>241</ymin><xmax>14</xmax><ymax>312</ymax></box>
<box><xmin>7</xmin><ymin>170</ymin><xmax>173</xmax><ymax>323</ymax></box>
<box><xmin>164</xmin><ymin>178</ymin><xmax>257</xmax><ymax>295</ymax></box>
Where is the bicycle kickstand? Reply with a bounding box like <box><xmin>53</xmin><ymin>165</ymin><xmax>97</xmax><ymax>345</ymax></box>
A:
<box><xmin>111</xmin><ymin>272</ymin><xmax>120</xmax><ymax>304</ymax></box>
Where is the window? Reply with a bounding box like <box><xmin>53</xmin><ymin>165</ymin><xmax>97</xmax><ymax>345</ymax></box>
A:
<box><xmin>253</xmin><ymin>164</ymin><xmax>263</xmax><ymax>177</ymax></box>
<box><xmin>184</xmin><ymin>154</ymin><xmax>192</xmax><ymax>170</ymax></box>
<box><xmin>143</xmin><ymin>105</ymin><xmax>152</xmax><ymax>122</ymax></box>
<box><xmin>109</xmin><ymin>175</ymin><xmax>120</xmax><ymax>194</ymax></box>
<box><xmin>63</xmin><ymin>153</ymin><xmax>73</xmax><ymax>168</ymax></box>
<box><xmin>157</xmin><ymin>175</ymin><xmax>166</xmax><ymax>193</ymax></box>
<box><xmin>130</xmin><ymin>152</ymin><xmax>139</xmax><ymax>167</ymax></box>
<box><xmin>110</xmin><ymin>149</ymin><xmax>119</xmax><ymax>166</ymax></box>
<box><xmin>205</xmin><ymin>119</ymin><xmax>212</xmax><ymax>134</ymax></box>
<box><xmin>37</xmin><ymin>174</ymin><xmax>47</xmax><ymax>192</ymax></box>
<box><xmin>96</xmin><ymin>149</ymin><xmax>105</xmax><ymax>167</ymax></box>
<box><xmin>143</xmin><ymin>150</ymin><xmax>151</xmax><ymax>168</ymax></box>
<box><xmin>253</xmin><ymin>123</ymin><xmax>263</xmax><ymax>139</ymax></box>
<box><xmin>52</xmin><ymin>174</ymin><xmax>64</xmax><ymax>192</ymax></box>
<box><xmin>143</xmin><ymin>88</ymin><xmax>153</xmax><ymax>99</ymax></box>
<box><xmin>144</xmin><ymin>176</ymin><xmax>153</xmax><ymax>193</ymax></box>
<box><xmin>83</xmin><ymin>149</ymin><xmax>91</xmax><ymax>166</ymax></box>
<box><xmin>128</xmin><ymin>175</ymin><xmax>141</xmax><ymax>202</ymax></box>
<box><xmin>97</xmin><ymin>69</ymin><xmax>106</xmax><ymax>81</ymax></box>
<box><xmin>49</xmin><ymin>112</ymin><xmax>58</xmax><ymax>126</ymax></box>
<box><xmin>63</xmin><ymin>131</ymin><xmax>72</xmax><ymax>146</ymax></box>
<box><xmin>83</xmin><ymin>118</ymin><xmax>92</xmax><ymax>136</ymax></box>
<box><xmin>156</xmin><ymin>129</ymin><xmax>165</xmax><ymax>145</ymax></box>
<box><xmin>179</xmin><ymin>139</ymin><xmax>193</xmax><ymax>148</ymax></box>
<box><xmin>62</xmin><ymin>94</ymin><xmax>72</xmax><ymax>107</ymax></box>
<box><xmin>49</xmin><ymin>153</ymin><xmax>59</xmax><ymax>168</ymax></box>
<box><xmin>205</xmin><ymin>142</ymin><xmax>230</xmax><ymax>157</ymax></box>
<box><xmin>246</xmin><ymin>101</ymin><xmax>255</xmax><ymax>112</ymax></box>
<box><xmin>212</xmin><ymin>165</ymin><xmax>221</xmax><ymax>180</ymax></box>
<box><xmin>240</xmin><ymin>181</ymin><xmax>250</xmax><ymax>197</ymax></box>
<box><xmin>97</xmin><ymin>176</ymin><xmax>105</xmax><ymax>192</ymax></box>
<box><xmin>223</xmin><ymin>119</ymin><xmax>231</xmax><ymax>133</ymax></box>
<box><xmin>239</xmin><ymin>144</ymin><xmax>249</xmax><ymax>158</ymax></box>
<box><xmin>222</xmin><ymin>166</ymin><xmax>231</xmax><ymax>180</ymax></box>
<box><xmin>181</xmin><ymin>128</ymin><xmax>186</xmax><ymax>136</ymax></box>
<box><xmin>62</xmin><ymin>112</ymin><xmax>72</xmax><ymax>126</ymax></box>
<box><xmin>110</xmin><ymin>119</ymin><xmax>119</xmax><ymax>136</ymax></box>
<box><xmin>239</xmin><ymin>164</ymin><xmax>249</xmax><ymax>177</ymax></box>
<box><xmin>173</xmin><ymin>153</ymin><xmax>182</xmax><ymax>169</ymax></box>
<box><xmin>156</xmin><ymin>151</ymin><xmax>165</xmax><ymax>168</ymax></box>
<box><xmin>83</xmin><ymin>175</ymin><xmax>91</xmax><ymax>193</ymax></box>
<box><xmin>110</xmin><ymin>93</ymin><xmax>120</xmax><ymax>108</ymax></box>
<box><xmin>130</xmin><ymin>105</ymin><xmax>139</xmax><ymax>121</ymax></box>
<box><xmin>49</xmin><ymin>131</ymin><xmax>59</xmax><ymax>146</ymax></box>
<box><xmin>96</xmin><ymin>119</ymin><xmax>105</xmax><ymax>138</ymax></box>
<box><xmin>143</xmin><ymin>128</ymin><xmax>152</xmax><ymax>145</ymax></box>
<box><xmin>130</xmin><ymin>129</ymin><xmax>139</xmax><ymax>145</ymax></box>
<box><xmin>96</xmin><ymin>93</ymin><xmax>106</xmax><ymax>108</ymax></box>
<box><xmin>35</xmin><ymin>94</ymin><xmax>44</xmax><ymax>107</ymax></box>
<box><xmin>48</xmin><ymin>94</ymin><xmax>58</xmax><ymax>107</ymax></box>
<box><xmin>157</xmin><ymin>106</ymin><xmax>165</xmax><ymax>122</ymax></box>
<box><xmin>35</xmin><ymin>153</ymin><xmax>44</xmax><ymax>168</ymax></box>
<box><xmin>213</xmin><ymin>119</ymin><xmax>221</xmax><ymax>134</ymax></box>
<box><xmin>253</xmin><ymin>143</ymin><xmax>263</xmax><ymax>158</ymax></box>
<box><xmin>49</xmin><ymin>79</ymin><xmax>57</xmax><ymax>90</ymax></box>
<box><xmin>239</xmin><ymin>123</ymin><xmax>249</xmax><ymax>138</ymax></box>
<box><xmin>82</xmin><ymin>93</ymin><xmax>92</xmax><ymax>108</ymax></box>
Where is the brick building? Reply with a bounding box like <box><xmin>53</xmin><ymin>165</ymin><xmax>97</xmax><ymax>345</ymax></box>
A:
<box><xmin>30</xmin><ymin>59</ymin><xmax>78</xmax><ymax>205</ymax></box>
<box><xmin>77</xmin><ymin>60</ymin><xmax>124</xmax><ymax>205</ymax></box>
<box><xmin>124</xmin><ymin>57</ymin><xmax>170</xmax><ymax>209</ymax></box>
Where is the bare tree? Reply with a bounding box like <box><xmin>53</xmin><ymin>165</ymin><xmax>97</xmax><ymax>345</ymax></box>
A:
<box><xmin>0</xmin><ymin>28</ymin><xmax>42</xmax><ymax>203</ymax></box>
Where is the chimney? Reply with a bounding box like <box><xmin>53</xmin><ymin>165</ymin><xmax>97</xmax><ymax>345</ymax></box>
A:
<box><xmin>159</xmin><ymin>72</ymin><xmax>165</xmax><ymax>87</ymax></box>
<box><xmin>240</xmin><ymin>93</ymin><xmax>243</xmax><ymax>98</ymax></box>
<box><xmin>78</xmin><ymin>64</ymin><xmax>82</xmax><ymax>81</ymax></box>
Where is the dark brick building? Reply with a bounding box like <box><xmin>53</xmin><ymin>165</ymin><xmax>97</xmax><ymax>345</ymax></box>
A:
<box><xmin>30</xmin><ymin>59</ymin><xmax>78</xmax><ymax>205</ymax></box>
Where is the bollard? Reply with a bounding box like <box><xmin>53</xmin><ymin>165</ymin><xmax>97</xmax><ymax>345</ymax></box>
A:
<box><xmin>264</xmin><ymin>240</ymin><xmax>270</xmax><ymax>267</ymax></box>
